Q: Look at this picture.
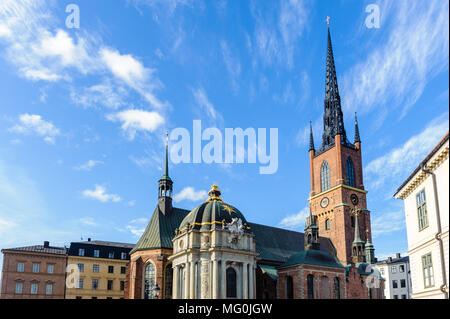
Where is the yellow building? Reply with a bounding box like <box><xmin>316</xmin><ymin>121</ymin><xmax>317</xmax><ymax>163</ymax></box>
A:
<box><xmin>65</xmin><ymin>240</ymin><xmax>133</xmax><ymax>299</ymax></box>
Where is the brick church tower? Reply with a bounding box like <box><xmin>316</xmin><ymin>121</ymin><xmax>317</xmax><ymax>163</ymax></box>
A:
<box><xmin>308</xmin><ymin>24</ymin><xmax>372</xmax><ymax>265</ymax></box>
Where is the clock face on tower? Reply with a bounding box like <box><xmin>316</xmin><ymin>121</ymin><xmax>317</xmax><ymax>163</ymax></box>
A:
<box><xmin>320</xmin><ymin>197</ymin><xmax>329</xmax><ymax>208</ymax></box>
<box><xmin>350</xmin><ymin>194</ymin><xmax>359</xmax><ymax>206</ymax></box>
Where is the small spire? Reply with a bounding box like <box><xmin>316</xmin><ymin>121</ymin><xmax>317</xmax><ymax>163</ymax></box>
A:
<box><xmin>354</xmin><ymin>112</ymin><xmax>361</xmax><ymax>144</ymax></box>
<box><xmin>326</xmin><ymin>16</ymin><xmax>330</xmax><ymax>28</ymax></box>
<box><xmin>207</xmin><ymin>184</ymin><xmax>223</xmax><ymax>202</ymax></box>
<box><xmin>353</xmin><ymin>211</ymin><xmax>364</xmax><ymax>244</ymax></box>
<box><xmin>164</xmin><ymin>131</ymin><xmax>169</xmax><ymax>177</ymax></box>
<box><xmin>309</xmin><ymin>121</ymin><xmax>315</xmax><ymax>151</ymax></box>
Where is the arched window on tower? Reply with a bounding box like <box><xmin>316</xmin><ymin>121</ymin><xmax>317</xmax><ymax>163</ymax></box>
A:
<box><xmin>321</xmin><ymin>161</ymin><xmax>331</xmax><ymax>192</ymax></box>
<box><xmin>286</xmin><ymin>276</ymin><xmax>294</xmax><ymax>299</ymax></box>
<box><xmin>226</xmin><ymin>267</ymin><xmax>237</xmax><ymax>298</ymax></box>
<box><xmin>307</xmin><ymin>274</ymin><xmax>314</xmax><ymax>299</ymax></box>
<box><xmin>144</xmin><ymin>263</ymin><xmax>156</xmax><ymax>299</ymax></box>
<box><xmin>346</xmin><ymin>157</ymin><xmax>355</xmax><ymax>187</ymax></box>
<box><xmin>325</xmin><ymin>219</ymin><xmax>330</xmax><ymax>230</ymax></box>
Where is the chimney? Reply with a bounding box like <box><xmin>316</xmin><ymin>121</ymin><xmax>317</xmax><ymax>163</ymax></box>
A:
<box><xmin>387</xmin><ymin>257</ymin><xmax>392</xmax><ymax>263</ymax></box>
<box><xmin>396</xmin><ymin>253</ymin><xmax>401</xmax><ymax>259</ymax></box>
<box><xmin>44</xmin><ymin>241</ymin><xmax>49</xmax><ymax>248</ymax></box>
<box><xmin>88</xmin><ymin>238</ymin><xmax>91</xmax><ymax>242</ymax></box>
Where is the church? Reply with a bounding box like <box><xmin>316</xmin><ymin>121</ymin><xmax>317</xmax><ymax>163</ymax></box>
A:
<box><xmin>124</xmin><ymin>25</ymin><xmax>384</xmax><ymax>300</ymax></box>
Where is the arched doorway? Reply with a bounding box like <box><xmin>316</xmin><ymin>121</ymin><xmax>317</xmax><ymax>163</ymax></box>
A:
<box><xmin>226</xmin><ymin>267</ymin><xmax>237</xmax><ymax>298</ymax></box>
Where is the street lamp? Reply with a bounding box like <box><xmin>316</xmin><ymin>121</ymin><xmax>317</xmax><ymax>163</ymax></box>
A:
<box><xmin>152</xmin><ymin>283</ymin><xmax>161</xmax><ymax>299</ymax></box>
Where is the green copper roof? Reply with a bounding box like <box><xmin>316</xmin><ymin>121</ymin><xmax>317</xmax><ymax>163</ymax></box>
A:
<box><xmin>259</xmin><ymin>264</ymin><xmax>278</xmax><ymax>280</ymax></box>
<box><xmin>130</xmin><ymin>205</ymin><xmax>189</xmax><ymax>254</ymax></box>
<box><xmin>280</xmin><ymin>249</ymin><xmax>345</xmax><ymax>269</ymax></box>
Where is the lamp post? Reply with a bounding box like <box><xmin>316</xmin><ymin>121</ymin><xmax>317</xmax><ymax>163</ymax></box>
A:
<box><xmin>152</xmin><ymin>283</ymin><xmax>161</xmax><ymax>299</ymax></box>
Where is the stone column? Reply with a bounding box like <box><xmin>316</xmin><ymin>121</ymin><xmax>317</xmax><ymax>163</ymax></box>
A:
<box><xmin>184</xmin><ymin>262</ymin><xmax>190</xmax><ymax>299</ymax></box>
<box><xmin>173</xmin><ymin>265</ymin><xmax>179</xmax><ymax>299</ymax></box>
<box><xmin>249</xmin><ymin>263</ymin><xmax>254</xmax><ymax>299</ymax></box>
<box><xmin>221</xmin><ymin>260</ymin><xmax>227</xmax><ymax>298</ymax></box>
<box><xmin>189</xmin><ymin>261</ymin><xmax>195</xmax><ymax>299</ymax></box>
<box><xmin>212</xmin><ymin>259</ymin><xmax>219</xmax><ymax>299</ymax></box>
<box><xmin>243</xmin><ymin>262</ymin><xmax>248</xmax><ymax>299</ymax></box>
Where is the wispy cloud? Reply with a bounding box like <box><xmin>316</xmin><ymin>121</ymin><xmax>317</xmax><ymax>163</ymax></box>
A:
<box><xmin>74</xmin><ymin>160</ymin><xmax>104</xmax><ymax>171</ymax></box>
<box><xmin>341</xmin><ymin>0</ymin><xmax>449</xmax><ymax>119</ymax></box>
<box><xmin>192</xmin><ymin>87</ymin><xmax>224</xmax><ymax>126</ymax></box>
<box><xmin>220</xmin><ymin>40</ymin><xmax>241</xmax><ymax>93</ymax></box>
<box><xmin>71</xmin><ymin>80</ymin><xmax>127</xmax><ymax>109</ymax></box>
<box><xmin>125</xmin><ymin>217</ymin><xmax>149</xmax><ymax>237</ymax></box>
<box><xmin>173</xmin><ymin>187</ymin><xmax>207</xmax><ymax>203</ymax></box>
<box><xmin>9</xmin><ymin>114</ymin><xmax>60</xmax><ymax>144</ymax></box>
<box><xmin>82</xmin><ymin>185</ymin><xmax>121</xmax><ymax>203</ymax></box>
<box><xmin>278</xmin><ymin>205</ymin><xmax>309</xmax><ymax>230</ymax></box>
<box><xmin>79</xmin><ymin>217</ymin><xmax>98</xmax><ymax>227</ymax></box>
<box><xmin>371</xmin><ymin>210</ymin><xmax>406</xmax><ymax>238</ymax></box>
<box><xmin>106</xmin><ymin>109</ymin><xmax>165</xmax><ymax>140</ymax></box>
<box><xmin>365</xmin><ymin>113</ymin><xmax>449</xmax><ymax>191</ymax></box>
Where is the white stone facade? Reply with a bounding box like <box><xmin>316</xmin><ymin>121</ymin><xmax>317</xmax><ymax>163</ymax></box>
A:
<box><xmin>375</xmin><ymin>255</ymin><xmax>412</xmax><ymax>299</ymax></box>
<box><xmin>395</xmin><ymin>135</ymin><xmax>449</xmax><ymax>299</ymax></box>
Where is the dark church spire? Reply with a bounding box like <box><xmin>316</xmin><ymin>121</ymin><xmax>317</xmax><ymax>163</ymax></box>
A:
<box><xmin>320</xmin><ymin>21</ymin><xmax>348</xmax><ymax>151</ymax></box>
<box><xmin>354</xmin><ymin>112</ymin><xmax>361</xmax><ymax>144</ymax></box>
<box><xmin>309</xmin><ymin>121</ymin><xmax>315</xmax><ymax>151</ymax></box>
<box><xmin>305</xmin><ymin>206</ymin><xmax>320</xmax><ymax>250</ymax></box>
<box><xmin>158</xmin><ymin>132</ymin><xmax>173</xmax><ymax>214</ymax></box>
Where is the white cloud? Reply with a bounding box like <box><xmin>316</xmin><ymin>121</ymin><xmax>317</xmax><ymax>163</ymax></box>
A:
<box><xmin>74</xmin><ymin>160</ymin><xmax>103</xmax><ymax>171</ymax></box>
<box><xmin>341</xmin><ymin>0</ymin><xmax>449</xmax><ymax>119</ymax></box>
<box><xmin>106</xmin><ymin>109</ymin><xmax>165</xmax><ymax>140</ymax></box>
<box><xmin>9</xmin><ymin>113</ymin><xmax>60</xmax><ymax>144</ymax></box>
<box><xmin>192</xmin><ymin>87</ymin><xmax>224</xmax><ymax>126</ymax></box>
<box><xmin>278</xmin><ymin>205</ymin><xmax>309</xmax><ymax>230</ymax></box>
<box><xmin>79</xmin><ymin>217</ymin><xmax>97</xmax><ymax>227</ymax></box>
<box><xmin>127</xmin><ymin>200</ymin><xmax>136</xmax><ymax>207</ymax></box>
<box><xmin>82</xmin><ymin>185</ymin><xmax>121</xmax><ymax>203</ymax></box>
<box><xmin>173</xmin><ymin>187</ymin><xmax>207</xmax><ymax>203</ymax></box>
<box><xmin>365</xmin><ymin>114</ymin><xmax>449</xmax><ymax>190</ymax></box>
<box><xmin>371</xmin><ymin>210</ymin><xmax>406</xmax><ymax>238</ymax></box>
<box><xmin>71</xmin><ymin>80</ymin><xmax>127</xmax><ymax>109</ymax></box>
<box><xmin>125</xmin><ymin>217</ymin><xmax>148</xmax><ymax>237</ymax></box>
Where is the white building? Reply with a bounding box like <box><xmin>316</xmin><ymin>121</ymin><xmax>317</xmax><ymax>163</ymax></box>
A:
<box><xmin>375</xmin><ymin>253</ymin><xmax>412</xmax><ymax>299</ymax></box>
<box><xmin>394</xmin><ymin>132</ymin><xmax>449</xmax><ymax>299</ymax></box>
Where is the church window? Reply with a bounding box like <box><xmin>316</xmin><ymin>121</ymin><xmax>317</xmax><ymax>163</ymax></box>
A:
<box><xmin>286</xmin><ymin>276</ymin><xmax>294</xmax><ymax>299</ymax></box>
<box><xmin>333</xmin><ymin>277</ymin><xmax>340</xmax><ymax>299</ymax></box>
<box><xmin>320</xmin><ymin>276</ymin><xmax>330</xmax><ymax>299</ymax></box>
<box><xmin>164</xmin><ymin>265</ymin><xmax>173</xmax><ymax>299</ymax></box>
<box><xmin>321</xmin><ymin>161</ymin><xmax>331</xmax><ymax>192</ymax></box>
<box><xmin>325</xmin><ymin>219</ymin><xmax>330</xmax><ymax>230</ymax></box>
<box><xmin>226</xmin><ymin>267</ymin><xmax>237</xmax><ymax>298</ymax></box>
<box><xmin>351</xmin><ymin>216</ymin><xmax>355</xmax><ymax>227</ymax></box>
<box><xmin>416</xmin><ymin>189</ymin><xmax>428</xmax><ymax>230</ymax></box>
<box><xmin>346</xmin><ymin>158</ymin><xmax>355</xmax><ymax>187</ymax></box>
<box><xmin>307</xmin><ymin>274</ymin><xmax>314</xmax><ymax>299</ymax></box>
<box><xmin>144</xmin><ymin>263</ymin><xmax>156</xmax><ymax>299</ymax></box>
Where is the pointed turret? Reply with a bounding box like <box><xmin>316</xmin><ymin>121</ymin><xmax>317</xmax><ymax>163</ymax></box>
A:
<box><xmin>304</xmin><ymin>206</ymin><xmax>320</xmax><ymax>250</ymax></box>
<box><xmin>309</xmin><ymin>121</ymin><xmax>315</xmax><ymax>152</ymax></box>
<box><xmin>352</xmin><ymin>211</ymin><xmax>366</xmax><ymax>263</ymax></box>
<box><xmin>365</xmin><ymin>229</ymin><xmax>375</xmax><ymax>264</ymax></box>
<box><xmin>158</xmin><ymin>132</ymin><xmax>173</xmax><ymax>214</ymax></box>
<box><xmin>354</xmin><ymin>112</ymin><xmax>361</xmax><ymax>144</ymax></box>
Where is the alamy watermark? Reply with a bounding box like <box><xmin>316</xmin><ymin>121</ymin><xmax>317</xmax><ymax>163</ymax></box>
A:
<box><xmin>365</xmin><ymin>4</ymin><xmax>380</xmax><ymax>29</ymax></box>
<box><xmin>169</xmin><ymin>120</ymin><xmax>278</xmax><ymax>175</ymax></box>
<box><xmin>66</xmin><ymin>4</ymin><xmax>80</xmax><ymax>29</ymax></box>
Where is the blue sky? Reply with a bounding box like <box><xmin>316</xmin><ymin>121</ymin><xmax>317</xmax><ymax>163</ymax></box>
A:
<box><xmin>0</xmin><ymin>0</ymin><xmax>448</xmax><ymax>274</ymax></box>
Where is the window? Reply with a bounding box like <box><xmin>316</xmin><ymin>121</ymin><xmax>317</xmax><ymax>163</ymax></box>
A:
<box><xmin>78</xmin><ymin>248</ymin><xmax>85</xmax><ymax>256</ymax></box>
<box><xmin>380</xmin><ymin>268</ymin><xmax>385</xmax><ymax>275</ymax></box>
<box><xmin>393</xmin><ymin>295</ymin><xmax>398</xmax><ymax>299</ymax></box>
<box><xmin>391</xmin><ymin>266</ymin><xmax>397</xmax><ymax>274</ymax></box>
<box><xmin>107</xmin><ymin>297</ymin><xmax>113</xmax><ymax>299</ymax></box>
<box><xmin>120</xmin><ymin>281</ymin><xmax>125</xmax><ymax>291</ymax></box>
<box><xmin>392</xmin><ymin>280</ymin><xmax>398</xmax><ymax>289</ymax></box>
<box><xmin>46</xmin><ymin>284</ymin><xmax>53</xmax><ymax>295</ymax></box>
<box><xmin>325</xmin><ymin>219</ymin><xmax>330</xmax><ymax>230</ymax></box>
<box><xmin>226</xmin><ymin>267</ymin><xmax>237</xmax><ymax>298</ymax></box>
<box><xmin>286</xmin><ymin>276</ymin><xmax>294</xmax><ymax>299</ymax></box>
<box><xmin>346</xmin><ymin>157</ymin><xmax>355</xmax><ymax>187</ymax></box>
<box><xmin>351</xmin><ymin>216</ymin><xmax>355</xmax><ymax>227</ymax></box>
<box><xmin>121</xmin><ymin>252</ymin><xmax>127</xmax><ymax>260</ymax></box>
<box><xmin>401</xmin><ymin>295</ymin><xmax>407</xmax><ymax>299</ymax></box>
<box><xmin>108</xmin><ymin>252</ymin><xmax>114</xmax><ymax>259</ymax></box>
<box><xmin>108</xmin><ymin>266</ymin><xmax>114</xmax><ymax>274</ymax></box>
<box><xmin>121</xmin><ymin>267</ymin><xmax>126</xmax><ymax>274</ymax></box>
<box><xmin>401</xmin><ymin>279</ymin><xmax>406</xmax><ymax>288</ymax></box>
<box><xmin>92</xmin><ymin>296</ymin><xmax>97</xmax><ymax>299</ymax></box>
<box><xmin>334</xmin><ymin>277</ymin><xmax>340</xmax><ymax>299</ymax></box>
<box><xmin>47</xmin><ymin>264</ymin><xmax>54</xmax><ymax>274</ymax></box>
<box><xmin>144</xmin><ymin>263</ymin><xmax>156</xmax><ymax>299</ymax></box>
<box><xmin>17</xmin><ymin>263</ymin><xmax>24</xmax><ymax>272</ymax></box>
<box><xmin>77</xmin><ymin>278</ymin><xmax>83</xmax><ymax>289</ymax></box>
<box><xmin>321</xmin><ymin>161</ymin><xmax>331</xmax><ymax>192</ymax></box>
<box><xmin>107</xmin><ymin>280</ymin><xmax>113</xmax><ymax>290</ymax></box>
<box><xmin>400</xmin><ymin>265</ymin><xmax>405</xmax><ymax>273</ymax></box>
<box><xmin>15</xmin><ymin>282</ymin><xmax>23</xmax><ymax>294</ymax></box>
<box><xmin>32</xmin><ymin>263</ymin><xmax>39</xmax><ymax>273</ymax></box>
<box><xmin>31</xmin><ymin>283</ymin><xmax>38</xmax><ymax>294</ymax></box>
<box><xmin>93</xmin><ymin>264</ymin><xmax>99</xmax><ymax>273</ymax></box>
<box><xmin>320</xmin><ymin>276</ymin><xmax>330</xmax><ymax>299</ymax></box>
<box><xmin>307</xmin><ymin>274</ymin><xmax>314</xmax><ymax>299</ymax></box>
<box><xmin>93</xmin><ymin>250</ymin><xmax>100</xmax><ymax>258</ymax></box>
<box><xmin>78</xmin><ymin>264</ymin><xmax>84</xmax><ymax>273</ymax></box>
<box><xmin>164</xmin><ymin>265</ymin><xmax>173</xmax><ymax>299</ymax></box>
<box><xmin>416</xmin><ymin>190</ymin><xmax>428</xmax><ymax>230</ymax></box>
<box><xmin>422</xmin><ymin>253</ymin><xmax>434</xmax><ymax>288</ymax></box>
<box><xmin>92</xmin><ymin>279</ymin><xmax>98</xmax><ymax>290</ymax></box>
<box><xmin>76</xmin><ymin>296</ymin><xmax>82</xmax><ymax>299</ymax></box>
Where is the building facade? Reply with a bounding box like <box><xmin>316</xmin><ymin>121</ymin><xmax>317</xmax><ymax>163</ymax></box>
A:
<box><xmin>0</xmin><ymin>241</ymin><xmax>67</xmax><ymax>299</ymax></box>
<box><xmin>375</xmin><ymin>254</ymin><xmax>412</xmax><ymax>299</ymax></box>
<box><xmin>65</xmin><ymin>240</ymin><xmax>134</xmax><ymax>299</ymax></box>
<box><xmin>394</xmin><ymin>132</ymin><xmax>449</xmax><ymax>299</ymax></box>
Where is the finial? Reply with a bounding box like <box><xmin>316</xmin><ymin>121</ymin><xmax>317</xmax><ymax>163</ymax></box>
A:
<box><xmin>326</xmin><ymin>16</ymin><xmax>330</xmax><ymax>27</ymax></box>
<box><xmin>207</xmin><ymin>184</ymin><xmax>222</xmax><ymax>202</ymax></box>
<box><xmin>166</xmin><ymin>131</ymin><xmax>169</xmax><ymax>146</ymax></box>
